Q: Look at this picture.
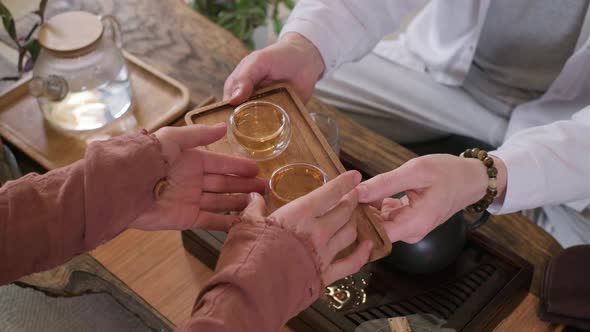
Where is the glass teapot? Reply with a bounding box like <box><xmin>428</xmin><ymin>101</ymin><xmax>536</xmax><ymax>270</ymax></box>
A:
<box><xmin>29</xmin><ymin>11</ymin><xmax>132</xmax><ymax>132</ymax></box>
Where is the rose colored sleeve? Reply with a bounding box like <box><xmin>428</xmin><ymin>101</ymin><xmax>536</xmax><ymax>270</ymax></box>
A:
<box><xmin>178</xmin><ymin>221</ymin><xmax>323</xmax><ymax>332</ymax></box>
<box><xmin>0</xmin><ymin>132</ymin><xmax>167</xmax><ymax>285</ymax></box>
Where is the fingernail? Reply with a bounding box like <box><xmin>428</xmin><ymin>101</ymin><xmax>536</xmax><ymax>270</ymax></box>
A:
<box><xmin>231</xmin><ymin>86</ymin><xmax>241</xmax><ymax>100</ymax></box>
<box><xmin>214</xmin><ymin>122</ymin><xmax>226</xmax><ymax>129</ymax></box>
<box><xmin>367</xmin><ymin>241</ymin><xmax>374</xmax><ymax>251</ymax></box>
<box><xmin>351</xmin><ymin>170</ymin><xmax>362</xmax><ymax>184</ymax></box>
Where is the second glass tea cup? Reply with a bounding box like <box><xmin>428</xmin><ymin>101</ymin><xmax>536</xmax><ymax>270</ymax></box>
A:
<box><xmin>309</xmin><ymin>112</ymin><xmax>340</xmax><ymax>156</ymax></box>
<box><xmin>229</xmin><ymin>101</ymin><xmax>291</xmax><ymax>161</ymax></box>
<box><xmin>267</xmin><ymin>163</ymin><xmax>329</xmax><ymax>211</ymax></box>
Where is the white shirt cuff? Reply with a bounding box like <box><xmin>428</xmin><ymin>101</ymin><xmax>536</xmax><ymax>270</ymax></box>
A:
<box><xmin>487</xmin><ymin>147</ymin><xmax>546</xmax><ymax>215</ymax></box>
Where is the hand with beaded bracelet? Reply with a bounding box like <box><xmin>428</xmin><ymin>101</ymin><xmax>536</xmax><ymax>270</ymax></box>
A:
<box><xmin>460</xmin><ymin>148</ymin><xmax>500</xmax><ymax>213</ymax></box>
<box><xmin>356</xmin><ymin>152</ymin><xmax>507</xmax><ymax>244</ymax></box>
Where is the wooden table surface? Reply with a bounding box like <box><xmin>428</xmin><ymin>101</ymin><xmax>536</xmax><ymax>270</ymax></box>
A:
<box><xmin>1</xmin><ymin>0</ymin><xmax>563</xmax><ymax>331</ymax></box>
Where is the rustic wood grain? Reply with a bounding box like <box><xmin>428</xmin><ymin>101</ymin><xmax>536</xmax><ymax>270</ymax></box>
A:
<box><xmin>32</xmin><ymin>0</ymin><xmax>246</xmax><ymax>103</ymax></box>
<box><xmin>494</xmin><ymin>293</ymin><xmax>563</xmax><ymax>332</ymax></box>
<box><xmin>388</xmin><ymin>316</ymin><xmax>412</xmax><ymax>332</ymax></box>
<box><xmin>481</xmin><ymin>214</ymin><xmax>563</xmax><ymax>298</ymax></box>
<box><xmin>92</xmin><ymin>230</ymin><xmax>216</xmax><ymax>326</ymax></box>
<box><xmin>1</xmin><ymin>0</ymin><xmax>563</xmax><ymax>331</ymax></box>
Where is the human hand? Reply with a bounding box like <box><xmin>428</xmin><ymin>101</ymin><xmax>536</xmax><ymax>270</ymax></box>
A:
<box><xmin>130</xmin><ymin>124</ymin><xmax>266</xmax><ymax>231</ymax></box>
<box><xmin>223</xmin><ymin>32</ymin><xmax>325</xmax><ymax>105</ymax></box>
<box><xmin>357</xmin><ymin>154</ymin><xmax>507</xmax><ymax>243</ymax></box>
<box><xmin>241</xmin><ymin>171</ymin><xmax>373</xmax><ymax>285</ymax></box>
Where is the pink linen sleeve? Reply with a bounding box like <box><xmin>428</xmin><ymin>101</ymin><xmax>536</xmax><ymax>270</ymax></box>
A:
<box><xmin>178</xmin><ymin>220</ymin><xmax>323</xmax><ymax>332</ymax></box>
<box><xmin>0</xmin><ymin>132</ymin><xmax>167</xmax><ymax>285</ymax></box>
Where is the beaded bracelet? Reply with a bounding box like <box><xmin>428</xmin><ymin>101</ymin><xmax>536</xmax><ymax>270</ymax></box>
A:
<box><xmin>460</xmin><ymin>148</ymin><xmax>498</xmax><ymax>213</ymax></box>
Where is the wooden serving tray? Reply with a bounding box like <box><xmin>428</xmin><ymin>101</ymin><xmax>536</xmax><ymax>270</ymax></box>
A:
<box><xmin>184</xmin><ymin>84</ymin><xmax>392</xmax><ymax>261</ymax></box>
<box><xmin>0</xmin><ymin>51</ymin><xmax>190</xmax><ymax>170</ymax></box>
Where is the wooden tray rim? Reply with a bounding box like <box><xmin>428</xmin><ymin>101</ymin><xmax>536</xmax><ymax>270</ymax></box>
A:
<box><xmin>185</xmin><ymin>84</ymin><xmax>392</xmax><ymax>261</ymax></box>
<box><xmin>0</xmin><ymin>51</ymin><xmax>190</xmax><ymax>171</ymax></box>
<box><xmin>123</xmin><ymin>51</ymin><xmax>191</xmax><ymax>130</ymax></box>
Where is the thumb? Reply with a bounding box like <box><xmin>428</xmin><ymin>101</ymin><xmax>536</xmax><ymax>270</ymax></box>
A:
<box><xmin>356</xmin><ymin>161</ymin><xmax>428</xmax><ymax>203</ymax></box>
<box><xmin>224</xmin><ymin>51</ymin><xmax>272</xmax><ymax>105</ymax></box>
<box><xmin>241</xmin><ymin>192</ymin><xmax>268</xmax><ymax>222</ymax></box>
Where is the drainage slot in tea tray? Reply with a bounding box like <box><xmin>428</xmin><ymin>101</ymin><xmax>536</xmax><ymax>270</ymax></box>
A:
<box><xmin>344</xmin><ymin>263</ymin><xmax>499</xmax><ymax>328</ymax></box>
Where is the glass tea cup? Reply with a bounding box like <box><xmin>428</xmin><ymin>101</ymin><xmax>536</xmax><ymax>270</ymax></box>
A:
<box><xmin>229</xmin><ymin>101</ymin><xmax>291</xmax><ymax>161</ymax></box>
<box><xmin>268</xmin><ymin>163</ymin><xmax>329</xmax><ymax>211</ymax></box>
<box><xmin>310</xmin><ymin>112</ymin><xmax>340</xmax><ymax>156</ymax></box>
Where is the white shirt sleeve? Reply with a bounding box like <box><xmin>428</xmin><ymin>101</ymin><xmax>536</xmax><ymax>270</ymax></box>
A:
<box><xmin>488</xmin><ymin>106</ymin><xmax>590</xmax><ymax>214</ymax></box>
<box><xmin>280</xmin><ymin>0</ymin><xmax>427</xmax><ymax>76</ymax></box>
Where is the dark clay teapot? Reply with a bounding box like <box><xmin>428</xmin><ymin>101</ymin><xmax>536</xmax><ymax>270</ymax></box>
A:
<box><xmin>381</xmin><ymin>211</ymin><xmax>490</xmax><ymax>274</ymax></box>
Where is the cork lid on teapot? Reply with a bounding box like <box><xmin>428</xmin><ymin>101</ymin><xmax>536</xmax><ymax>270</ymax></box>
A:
<box><xmin>38</xmin><ymin>11</ymin><xmax>103</xmax><ymax>57</ymax></box>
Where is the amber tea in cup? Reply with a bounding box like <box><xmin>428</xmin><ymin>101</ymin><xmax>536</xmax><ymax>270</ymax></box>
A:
<box><xmin>268</xmin><ymin>163</ymin><xmax>328</xmax><ymax>210</ymax></box>
<box><xmin>229</xmin><ymin>101</ymin><xmax>291</xmax><ymax>160</ymax></box>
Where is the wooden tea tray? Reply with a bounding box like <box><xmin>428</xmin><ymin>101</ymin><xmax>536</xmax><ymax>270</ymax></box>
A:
<box><xmin>0</xmin><ymin>51</ymin><xmax>190</xmax><ymax>170</ymax></box>
<box><xmin>182</xmin><ymin>228</ymin><xmax>533</xmax><ymax>332</ymax></box>
<box><xmin>184</xmin><ymin>84</ymin><xmax>392</xmax><ymax>261</ymax></box>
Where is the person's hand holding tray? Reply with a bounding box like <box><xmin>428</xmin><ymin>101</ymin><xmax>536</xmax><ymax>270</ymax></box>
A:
<box><xmin>184</xmin><ymin>83</ymin><xmax>392</xmax><ymax>261</ymax></box>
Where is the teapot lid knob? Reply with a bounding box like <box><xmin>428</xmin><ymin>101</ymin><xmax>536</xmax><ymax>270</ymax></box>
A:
<box><xmin>38</xmin><ymin>11</ymin><xmax>103</xmax><ymax>57</ymax></box>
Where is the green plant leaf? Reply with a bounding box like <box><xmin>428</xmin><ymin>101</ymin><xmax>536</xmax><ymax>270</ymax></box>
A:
<box><xmin>271</xmin><ymin>1</ymin><xmax>279</xmax><ymax>18</ymax></box>
<box><xmin>236</xmin><ymin>0</ymin><xmax>254</xmax><ymax>11</ymax></box>
<box><xmin>217</xmin><ymin>11</ymin><xmax>235</xmax><ymax>26</ymax></box>
<box><xmin>283</xmin><ymin>0</ymin><xmax>295</xmax><ymax>10</ymax></box>
<box><xmin>222</xmin><ymin>17</ymin><xmax>241</xmax><ymax>37</ymax></box>
<box><xmin>248</xmin><ymin>6</ymin><xmax>266</xmax><ymax>18</ymax></box>
<box><xmin>244</xmin><ymin>38</ymin><xmax>254</xmax><ymax>50</ymax></box>
<box><xmin>191</xmin><ymin>0</ymin><xmax>296</xmax><ymax>50</ymax></box>
<box><xmin>23</xmin><ymin>39</ymin><xmax>41</xmax><ymax>63</ymax></box>
<box><xmin>273</xmin><ymin>16</ymin><xmax>283</xmax><ymax>35</ymax></box>
<box><xmin>33</xmin><ymin>0</ymin><xmax>48</xmax><ymax>22</ymax></box>
<box><xmin>39</xmin><ymin>0</ymin><xmax>48</xmax><ymax>13</ymax></box>
<box><xmin>0</xmin><ymin>2</ymin><xmax>18</xmax><ymax>44</ymax></box>
<box><xmin>237</xmin><ymin>16</ymin><xmax>248</xmax><ymax>39</ymax></box>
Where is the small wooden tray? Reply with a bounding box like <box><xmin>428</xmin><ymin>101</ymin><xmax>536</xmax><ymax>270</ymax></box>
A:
<box><xmin>184</xmin><ymin>84</ymin><xmax>391</xmax><ymax>261</ymax></box>
<box><xmin>0</xmin><ymin>51</ymin><xmax>190</xmax><ymax>170</ymax></box>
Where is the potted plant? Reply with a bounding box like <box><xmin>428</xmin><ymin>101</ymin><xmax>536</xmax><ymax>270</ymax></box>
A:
<box><xmin>191</xmin><ymin>0</ymin><xmax>295</xmax><ymax>49</ymax></box>
<box><xmin>0</xmin><ymin>0</ymin><xmax>48</xmax><ymax>81</ymax></box>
